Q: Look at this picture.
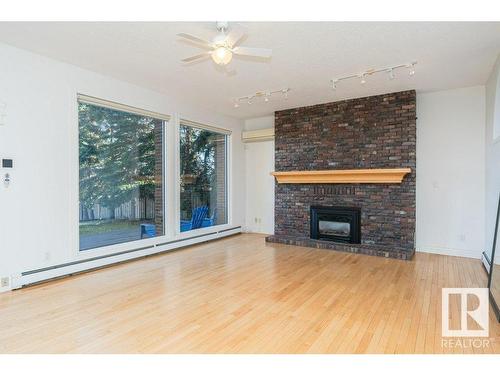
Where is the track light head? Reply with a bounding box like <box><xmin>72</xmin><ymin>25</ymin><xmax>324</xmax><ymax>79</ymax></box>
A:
<box><xmin>408</xmin><ymin>63</ymin><xmax>416</xmax><ymax>76</ymax></box>
<box><xmin>360</xmin><ymin>74</ymin><xmax>366</xmax><ymax>85</ymax></box>
<box><xmin>388</xmin><ymin>68</ymin><xmax>395</xmax><ymax>80</ymax></box>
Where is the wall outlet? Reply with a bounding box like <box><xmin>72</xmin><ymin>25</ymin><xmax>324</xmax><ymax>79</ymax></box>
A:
<box><xmin>1</xmin><ymin>277</ymin><xmax>11</xmax><ymax>288</ymax></box>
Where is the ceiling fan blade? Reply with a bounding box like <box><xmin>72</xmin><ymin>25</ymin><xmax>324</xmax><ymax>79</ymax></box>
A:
<box><xmin>233</xmin><ymin>46</ymin><xmax>272</xmax><ymax>58</ymax></box>
<box><xmin>177</xmin><ymin>33</ymin><xmax>213</xmax><ymax>48</ymax></box>
<box><xmin>225</xmin><ymin>24</ymin><xmax>246</xmax><ymax>48</ymax></box>
<box><xmin>182</xmin><ymin>53</ymin><xmax>211</xmax><ymax>63</ymax></box>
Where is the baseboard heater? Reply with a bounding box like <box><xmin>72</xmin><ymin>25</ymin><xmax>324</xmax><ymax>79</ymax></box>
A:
<box><xmin>13</xmin><ymin>226</ymin><xmax>242</xmax><ymax>289</ymax></box>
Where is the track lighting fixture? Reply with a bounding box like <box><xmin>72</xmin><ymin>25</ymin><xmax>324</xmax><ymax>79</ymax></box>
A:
<box><xmin>330</xmin><ymin>61</ymin><xmax>417</xmax><ymax>91</ymax></box>
<box><xmin>233</xmin><ymin>88</ymin><xmax>290</xmax><ymax>108</ymax></box>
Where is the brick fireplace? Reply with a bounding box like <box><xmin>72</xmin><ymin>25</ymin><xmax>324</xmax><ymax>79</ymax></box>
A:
<box><xmin>266</xmin><ymin>90</ymin><xmax>416</xmax><ymax>260</ymax></box>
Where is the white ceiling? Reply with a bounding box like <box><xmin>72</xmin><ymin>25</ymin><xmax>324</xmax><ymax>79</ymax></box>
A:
<box><xmin>0</xmin><ymin>22</ymin><xmax>499</xmax><ymax>119</ymax></box>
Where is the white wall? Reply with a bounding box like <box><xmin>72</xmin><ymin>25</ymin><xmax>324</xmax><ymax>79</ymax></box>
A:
<box><xmin>0</xmin><ymin>42</ymin><xmax>245</xmax><ymax>284</ymax></box>
<box><xmin>244</xmin><ymin>116</ymin><xmax>275</xmax><ymax>234</ymax></box>
<box><xmin>244</xmin><ymin>116</ymin><xmax>275</xmax><ymax>131</ymax></box>
<box><xmin>485</xmin><ymin>54</ymin><xmax>500</xmax><ymax>265</ymax></box>
<box><xmin>416</xmin><ymin>86</ymin><xmax>485</xmax><ymax>258</ymax></box>
<box><xmin>244</xmin><ymin>89</ymin><xmax>486</xmax><ymax>259</ymax></box>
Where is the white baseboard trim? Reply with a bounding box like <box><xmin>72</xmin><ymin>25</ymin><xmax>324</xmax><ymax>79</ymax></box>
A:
<box><xmin>243</xmin><ymin>229</ymin><xmax>274</xmax><ymax>235</ymax></box>
<box><xmin>416</xmin><ymin>245</ymin><xmax>481</xmax><ymax>259</ymax></box>
<box><xmin>9</xmin><ymin>227</ymin><xmax>241</xmax><ymax>291</ymax></box>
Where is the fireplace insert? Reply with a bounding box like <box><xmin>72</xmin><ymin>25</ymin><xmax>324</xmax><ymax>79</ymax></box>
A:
<box><xmin>310</xmin><ymin>206</ymin><xmax>361</xmax><ymax>244</ymax></box>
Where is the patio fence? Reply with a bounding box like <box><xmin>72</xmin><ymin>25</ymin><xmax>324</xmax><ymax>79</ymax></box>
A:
<box><xmin>80</xmin><ymin>197</ymin><xmax>155</xmax><ymax>221</ymax></box>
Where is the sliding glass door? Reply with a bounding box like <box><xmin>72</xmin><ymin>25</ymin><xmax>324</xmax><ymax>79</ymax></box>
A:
<box><xmin>78</xmin><ymin>97</ymin><xmax>166</xmax><ymax>250</ymax></box>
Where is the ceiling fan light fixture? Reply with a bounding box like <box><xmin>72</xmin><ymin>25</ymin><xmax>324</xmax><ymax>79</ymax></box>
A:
<box><xmin>178</xmin><ymin>22</ymin><xmax>272</xmax><ymax>67</ymax></box>
<box><xmin>212</xmin><ymin>46</ymin><xmax>233</xmax><ymax>65</ymax></box>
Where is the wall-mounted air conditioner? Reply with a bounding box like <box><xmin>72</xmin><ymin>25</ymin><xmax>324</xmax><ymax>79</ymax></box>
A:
<box><xmin>241</xmin><ymin>128</ymin><xmax>275</xmax><ymax>143</ymax></box>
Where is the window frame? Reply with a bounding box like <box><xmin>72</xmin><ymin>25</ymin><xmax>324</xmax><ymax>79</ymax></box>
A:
<box><xmin>77</xmin><ymin>94</ymin><xmax>171</xmax><ymax>122</ymax></box>
<box><xmin>175</xmin><ymin>118</ymin><xmax>231</xmax><ymax>238</ymax></box>
<box><xmin>493</xmin><ymin>71</ymin><xmax>500</xmax><ymax>143</ymax></box>
<box><xmin>72</xmin><ymin>94</ymin><xmax>234</xmax><ymax>261</ymax></box>
<box><xmin>75</xmin><ymin>94</ymin><xmax>170</xmax><ymax>255</ymax></box>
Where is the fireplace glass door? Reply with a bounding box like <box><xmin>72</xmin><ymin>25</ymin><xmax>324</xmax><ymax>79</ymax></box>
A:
<box><xmin>310</xmin><ymin>206</ymin><xmax>361</xmax><ymax>244</ymax></box>
<box><xmin>318</xmin><ymin>216</ymin><xmax>351</xmax><ymax>238</ymax></box>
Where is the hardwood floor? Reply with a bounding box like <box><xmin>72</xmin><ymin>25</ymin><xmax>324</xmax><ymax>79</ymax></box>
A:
<box><xmin>0</xmin><ymin>233</ymin><xmax>499</xmax><ymax>354</ymax></box>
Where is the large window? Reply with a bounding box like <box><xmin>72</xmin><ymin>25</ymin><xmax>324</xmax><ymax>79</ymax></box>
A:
<box><xmin>179</xmin><ymin>123</ymin><xmax>228</xmax><ymax>232</ymax></box>
<box><xmin>78</xmin><ymin>97</ymin><xmax>166</xmax><ymax>250</ymax></box>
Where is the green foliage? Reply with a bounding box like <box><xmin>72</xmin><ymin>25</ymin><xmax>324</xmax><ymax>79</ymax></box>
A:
<box><xmin>79</xmin><ymin>102</ymin><xmax>161</xmax><ymax>212</ymax></box>
<box><xmin>180</xmin><ymin>125</ymin><xmax>215</xmax><ymax>186</ymax></box>
<box><xmin>79</xmin><ymin>104</ymin><xmax>223</xmax><ymax>219</ymax></box>
<box><xmin>179</xmin><ymin>125</ymin><xmax>224</xmax><ymax>216</ymax></box>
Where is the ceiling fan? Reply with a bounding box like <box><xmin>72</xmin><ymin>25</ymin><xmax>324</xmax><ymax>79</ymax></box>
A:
<box><xmin>177</xmin><ymin>22</ymin><xmax>272</xmax><ymax>66</ymax></box>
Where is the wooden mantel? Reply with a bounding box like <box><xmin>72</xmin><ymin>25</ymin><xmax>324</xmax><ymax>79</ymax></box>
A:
<box><xmin>270</xmin><ymin>168</ymin><xmax>411</xmax><ymax>184</ymax></box>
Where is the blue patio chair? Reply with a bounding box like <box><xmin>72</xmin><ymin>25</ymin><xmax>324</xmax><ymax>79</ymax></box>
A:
<box><xmin>180</xmin><ymin>206</ymin><xmax>209</xmax><ymax>232</ymax></box>
<box><xmin>202</xmin><ymin>208</ymin><xmax>217</xmax><ymax>228</ymax></box>
<box><xmin>140</xmin><ymin>223</ymin><xmax>156</xmax><ymax>239</ymax></box>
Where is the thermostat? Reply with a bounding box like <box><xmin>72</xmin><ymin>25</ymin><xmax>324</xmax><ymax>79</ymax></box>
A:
<box><xmin>2</xmin><ymin>159</ymin><xmax>13</xmax><ymax>168</ymax></box>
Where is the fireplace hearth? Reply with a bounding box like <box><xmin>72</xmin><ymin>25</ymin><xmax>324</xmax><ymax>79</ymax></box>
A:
<box><xmin>310</xmin><ymin>206</ymin><xmax>361</xmax><ymax>244</ymax></box>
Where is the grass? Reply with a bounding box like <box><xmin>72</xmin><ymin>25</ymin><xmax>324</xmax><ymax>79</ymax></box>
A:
<box><xmin>79</xmin><ymin>219</ymin><xmax>149</xmax><ymax>235</ymax></box>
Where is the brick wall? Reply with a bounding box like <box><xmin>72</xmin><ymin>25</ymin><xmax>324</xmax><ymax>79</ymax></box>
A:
<box><xmin>270</xmin><ymin>90</ymin><xmax>416</xmax><ymax>258</ymax></box>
